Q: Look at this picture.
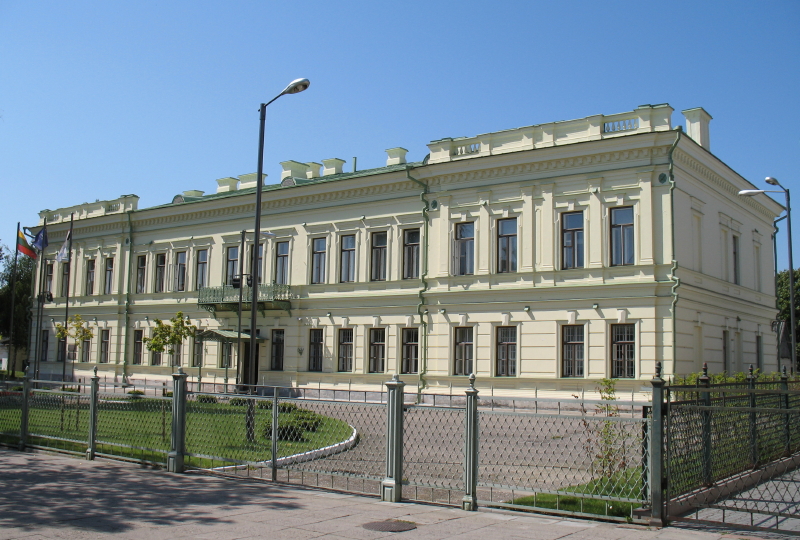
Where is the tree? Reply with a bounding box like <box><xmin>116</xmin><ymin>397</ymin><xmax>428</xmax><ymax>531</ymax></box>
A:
<box><xmin>776</xmin><ymin>269</ymin><xmax>800</xmax><ymax>366</ymax></box>
<box><xmin>55</xmin><ymin>314</ymin><xmax>94</xmax><ymax>357</ymax></box>
<box><xmin>143</xmin><ymin>311</ymin><xmax>196</xmax><ymax>355</ymax></box>
<box><xmin>0</xmin><ymin>243</ymin><xmax>36</xmax><ymax>371</ymax></box>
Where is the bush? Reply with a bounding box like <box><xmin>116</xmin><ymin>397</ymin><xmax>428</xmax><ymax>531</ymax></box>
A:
<box><xmin>262</xmin><ymin>418</ymin><xmax>306</xmax><ymax>441</ymax></box>
<box><xmin>197</xmin><ymin>395</ymin><xmax>218</xmax><ymax>404</ymax></box>
<box><xmin>11</xmin><ymin>386</ymin><xmax>23</xmax><ymax>392</ymax></box>
<box><xmin>62</xmin><ymin>387</ymin><xmax>79</xmax><ymax>393</ymax></box>
<box><xmin>257</xmin><ymin>400</ymin><xmax>273</xmax><ymax>410</ymax></box>
<box><xmin>293</xmin><ymin>409</ymin><xmax>322</xmax><ymax>431</ymax></box>
<box><xmin>278</xmin><ymin>402</ymin><xmax>298</xmax><ymax>413</ymax></box>
<box><xmin>164</xmin><ymin>391</ymin><xmax>173</xmax><ymax>397</ymax></box>
<box><xmin>229</xmin><ymin>397</ymin><xmax>249</xmax><ymax>407</ymax></box>
<box><xmin>127</xmin><ymin>389</ymin><xmax>145</xmax><ymax>400</ymax></box>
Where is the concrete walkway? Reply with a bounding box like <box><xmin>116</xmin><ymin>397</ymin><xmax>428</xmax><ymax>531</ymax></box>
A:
<box><xmin>0</xmin><ymin>448</ymin><xmax>790</xmax><ymax>540</ymax></box>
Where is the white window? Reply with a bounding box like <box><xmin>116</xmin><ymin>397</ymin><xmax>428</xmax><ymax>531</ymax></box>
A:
<box><xmin>453</xmin><ymin>223</ymin><xmax>474</xmax><ymax>276</ymax></box>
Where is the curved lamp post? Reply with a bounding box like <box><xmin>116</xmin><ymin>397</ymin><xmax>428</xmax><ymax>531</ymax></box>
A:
<box><xmin>248</xmin><ymin>78</ymin><xmax>309</xmax><ymax>388</ymax></box>
<box><xmin>739</xmin><ymin>177</ymin><xmax>795</xmax><ymax>370</ymax></box>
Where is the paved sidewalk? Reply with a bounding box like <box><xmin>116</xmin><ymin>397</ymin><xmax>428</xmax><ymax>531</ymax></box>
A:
<box><xmin>0</xmin><ymin>448</ymin><xmax>788</xmax><ymax>540</ymax></box>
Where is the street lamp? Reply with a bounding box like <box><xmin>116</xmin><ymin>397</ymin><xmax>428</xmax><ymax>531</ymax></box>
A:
<box><xmin>248</xmin><ymin>79</ymin><xmax>309</xmax><ymax>389</ymax></box>
<box><xmin>739</xmin><ymin>177</ymin><xmax>796</xmax><ymax>370</ymax></box>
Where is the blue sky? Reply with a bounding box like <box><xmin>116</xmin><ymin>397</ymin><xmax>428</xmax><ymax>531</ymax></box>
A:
<box><xmin>1</xmin><ymin>1</ymin><xmax>799</xmax><ymax>268</ymax></box>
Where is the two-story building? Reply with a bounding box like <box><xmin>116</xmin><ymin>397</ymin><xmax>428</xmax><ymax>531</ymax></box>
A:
<box><xmin>28</xmin><ymin>104</ymin><xmax>784</xmax><ymax>396</ymax></box>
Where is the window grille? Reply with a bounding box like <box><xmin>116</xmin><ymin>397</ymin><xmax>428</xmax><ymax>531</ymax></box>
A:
<box><xmin>338</xmin><ymin>329</ymin><xmax>353</xmax><ymax>372</ymax></box>
<box><xmin>496</xmin><ymin>326</ymin><xmax>517</xmax><ymax>376</ymax></box>
<box><xmin>562</xmin><ymin>325</ymin><xmax>584</xmax><ymax>377</ymax></box>
<box><xmin>309</xmin><ymin>329</ymin><xmax>323</xmax><ymax>372</ymax></box>
<box><xmin>611</xmin><ymin>324</ymin><xmax>635</xmax><ymax>378</ymax></box>
<box><xmin>402</xmin><ymin>328</ymin><xmax>419</xmax><ymax>374</ymax></box>
<box><xmin>369</xmin><ymin>328</ymin><xmax>385</xmax><ymax>373</ymax></box>
<box><xmin>454</xmin><ymin>327</ymin><xmax>473</xmax><ymax>375</ymax></box>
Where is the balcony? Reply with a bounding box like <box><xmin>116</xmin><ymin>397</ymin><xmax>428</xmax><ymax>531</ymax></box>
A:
<box><xmin>198</xmin><ymin>284</ymin><xmax>292</xmax><ymax>315</ymax></box>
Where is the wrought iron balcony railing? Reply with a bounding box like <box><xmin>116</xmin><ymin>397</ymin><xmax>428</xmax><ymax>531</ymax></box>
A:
<box><xmin>197</xmin><ymin>284</ymin><xmax>292</xmax><ymax>314</ymax></box>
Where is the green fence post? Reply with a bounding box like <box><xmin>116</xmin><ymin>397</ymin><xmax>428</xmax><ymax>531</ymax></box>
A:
<box><xmin>748</xmin><ymin>365</ymin><xmax>758</xmax><ymax>468</ymax></box>
<box><xmin>86</xmin><ymin>367</ymin><xmax>99</xmax><ymax>460</ymax></box>
<box><xmin>168</xmin><ymin>367</ymin><xmax>188</xmax><ymax>473</ymax></box>
<box><xmin>699</xmin><ymin>363</ymin><xmax>712</xmax><ymax>486</ymax></box>
<box><xmin>271</xmin><ymin>387</ymin><xmax>279</xmax><ymax>482</ymax></box>
<box><xmin>462</xmin><ymin>373</ymin><xmax>479</xmax><ymax>511</ymax></box>
<box><xmin>381</xmin><ymin>375</ymin><xmax>404</xmax><ymax>502</ymax></box>
<box><xmin>781</xmin><ymin>366</ymin><xmax>791</xmax><ymax>456</ymax></box>
<box><xmin>649</xmin><ymin>361</ymin><xmax>666</xmax><ymax>527</ymax></box>
<box><xmin>19</xmin><ymin>377</ymin><xmax>30</xmax><ymax>451</ymax></box>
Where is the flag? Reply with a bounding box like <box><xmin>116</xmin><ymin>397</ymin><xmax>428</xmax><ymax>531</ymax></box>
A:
<box><xmin>55</xmin><ymin>231</ymin><xmax>71</xmax><ymax>263</ymax></box>
<box><xmin>31</xmin><ymin>227</ymin><xmax>48</xmax><ymax>251</ymax></box>
<box><xmin>17</xmin><ymin>229</ymin><xmax>37</xmax><ymax>259</ymax></box>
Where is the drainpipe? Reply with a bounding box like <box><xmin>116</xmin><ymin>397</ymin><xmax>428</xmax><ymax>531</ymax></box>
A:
<box><xmin>406</xmin><ymin>167</ymin><xmax>429</xmax><ymax>398</ymax></box>
<box><xmin>667</xmin><ymin>128</ymin><xmax>682</xmax><ymax>376</ymax></box>
<box><xmin>122</xmin><ymin>211</ymin><xmax>134</xmax><ymax>385</ymax></box>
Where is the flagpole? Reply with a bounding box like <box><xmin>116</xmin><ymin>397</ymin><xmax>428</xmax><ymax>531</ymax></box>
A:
<box><xmin>8</xmin><ymin>223</ymin><xmax>20</xmax><ymax>376</ymax></box>
<box><xmin>61</xmin><ymin>213</ymin><xmax>74</xmax><ymax>383</ymax></box>
<box><xmin>34</xmin><ymin>256</ymin><xmax>47</xmax><ymax>381</ymax></box>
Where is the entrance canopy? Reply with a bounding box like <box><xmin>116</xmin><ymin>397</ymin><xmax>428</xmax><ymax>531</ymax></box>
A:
<box><xmin>195</xmin><ymin>329</ymin><xmax>266</xmax><ymax>343</ymax></box>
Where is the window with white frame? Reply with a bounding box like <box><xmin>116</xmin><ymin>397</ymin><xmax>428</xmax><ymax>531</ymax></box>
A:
<box><xmin>220</xmin><ymin>342</ymin><xmax>232</xmax><ymax>368</ymax></box>
<box><xmin>271</xmin><ymin>329</ymin><xmax>284</xmax><ymax>370</ymax></box>
<box><xmin>338</xmin><ymin>329</ymin><xmax>353</xmax><ymax>372</ymax></box>
<box><xmin>369</xmin><ymin>328</ymin><xmax>385</xmax><ymax>373</ymax></box>
<box><xmin>45</xmin><ymin>262</ymin><xmax>54</xmax><ymax>293</ymax></box>
<box><xmin>340</xmin><ymin>235</ymin><xmax>355</xmax><ymax>283</ymax></box>
<box><xmin>497</xmin><ymin>218</ymin><xmax>517</xmax><ymax>273</ymax></box>
<box><xmin>57</xmin><ymin>337</ymin><xmax>66</xmax><ymax>362</ymax></box>
<box><xmin>453</xmin><ymin>223</ymin><xmax>475</xmax><ymax>276</ymax></box>
<box><xmin>249</xmin><ymin>244</ymin><xmax>263</xmax><ymax>284</ymax></box>
<box><xmin>61</xmin><ymin>262</ymin><xmax>70</xmax><ymax>297</ymax></box>
<box><xmin>85</xmin><ymin>259</ymin><xmax>95</xmax><ymax>295</ymax></box>
<box><xmin>562</xmin><ymin>325</ymin><xmax>584</xmax><ymax>377</ymax></box>
<box><xmin>496</xmin><ymin>326</ymin><xmax>517</xmax><ymax>376</ymax></box>
<box><xmin>136</xmin><ymin>255</ymin><xmax>147</xmax><ymax>293</ymax></box>
<box><xmin>226</xmin><ymin>246</ymin><xmax>238</xmax><ymax>286</ymax></box>
<box><xmin>371</xmin><ymin>232</ymin><xmax>387</xmax><ymax>281</ymax></box>
<box><xmin>100</xmin><ymin>329</ymin><xmax>110</xmax><ymax>364</ymax></box>
<box><xmin>309</xmin><ymin>329</ymin><xmax>323</xmax><ymax>372</ymax></box>
<box><xmin>195</xmin><ymin>250</ymin><xmax>208</xmax><ymax>290</ymax></box>
<box><xmin>611</xmin><ymin>324</ymin><xmax>635</xmax><ymax>378</ymax></box>
<box><xmin>610</xmin><ymin>207</ymin><xmax>634</xmax><ymax>266</ymax></box>
<box><xmin>155</xmin><ymin>254</ymin><xmax>166</xmax><ymax>292</ymax></box>
<box><xmin>41</xmin><ymin>330</ymin><xmax>49</xmax><ymax>362</ymax></box>
<box><xmin>402</xmin><ymin>328</ymin><xmax>418</xmax><ymax>374</ymax></box>
<box><xmin>174</xmin><ymin>252</ymin><xmax>187</xmax><ymax>291</ymax></box>
<box><xmin>403</xmin><ymin>229</ymin><xmax>420</xmax><ymax>279</ymax></box>
<box><xmin>732</xmin><ymin>235</ymin><xmax>740</xmax><ymax>285</ymax></box>
<box><xmin>311</xmin><ymin>238</ymin><xmax>326</xmax><ymax>284</ymax></box>
<box><xmin>81</xmin><ymin>339</ymin><xmax>91</xmax><ymax>362</ymax></box>
<box><xmin>274</xmin><ymin>242</ymin><xmax>289</xmax><ymax>285</ymax></box>
<box><xmin>562</xmin><ymin>212</ymin><xmax>584</xmax><ymax>269</ymax></box>
<box><xmin>133</xmin><ymin>330</ymin><xmax>143</xmax><ymax>365</ymax></box>
<box><xmin>454</xmin><ymin>327</ymin><xmax>473</xmax><ymax>375</ymax></box>
<box><xmin>192</xmin><ymin>338</ymin><xmax>203</xmax><ymax>368</ymax></box>
<box><xmin>171</xmin><ymin>342</ymin><xmax>182</xmax><ymax>367</ymax></box>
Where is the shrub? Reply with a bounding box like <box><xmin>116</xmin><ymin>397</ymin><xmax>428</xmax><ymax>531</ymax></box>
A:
<box><xmin>62</xmin><ymin>387</ymin><xmax>79</xmax><ymax>393</ymax></box>
<box><xmin>262</xmin><ymin>418</ymin><xmax>306</xmax><ymax>441</ymax></box>
<box><xmin>11</xmin><ymin>386</ymin><xmax>23</xmax><ymax>392</ymax></box>
<box><xmin>127</xmin><ymin>389</ymin><xmax>145</xmax><ymax>400</ymax></box>
<box><xmin>278</xmin><ymin>402</ymin><xmax>298</xmax><ymax>413</ymax></box>
<box><xmin>229</xmin><ymin>397</ymin><xmax>249</xmax><ymax>407</ymax></box>
<box><xmin>257</xmin><ymin>400</ymin><xmax>273</xmax><ymax>410</ymax></box>
<box><xmin>293</xmin><ymin>409</ymin><xmax>322</xmax><ymax>431</ymax></box>
<box><xmin>197</xmin><ymin>395</ymin><xmax>218</xmax><ymax>404</ymax></box>
<box><xmin>164</xmin><ymin>391</ymin><xmax>173</xmax><ymax>397</ymax></box>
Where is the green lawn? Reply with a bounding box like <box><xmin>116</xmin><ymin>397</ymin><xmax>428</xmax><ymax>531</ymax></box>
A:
<box><xmin>0</xmin><ymin>392</ymin><xmax>353</xmax><ymax>468</ymax></box>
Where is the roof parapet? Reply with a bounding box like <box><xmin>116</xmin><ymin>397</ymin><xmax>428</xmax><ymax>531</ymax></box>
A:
<box><xmin>216</xmin><ymin>177</ymin><xmax>239</xmax><ymax>193</ymax></box>
<box><xmin>238</xmin><ymin>173</ymin><xmax>266</xmax><ymax>190</ymax></box>
<box><xmin>385</xmin><ymin>147</ymin><xmax>408</xmax><ymax>166</ymax></box>
<box><xmin>322</xmin><ymin>158</ymin><xmax>346</xmax><ymax>176</ymax></box>
<box><xmin>682</xmin><ymin>107</ymin><xmax>712</xmax><ymax>150</ymax></box>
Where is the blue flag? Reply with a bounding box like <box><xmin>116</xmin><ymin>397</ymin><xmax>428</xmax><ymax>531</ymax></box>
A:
<box><xmin>31</xmin><ymin>227</ymin><xmax>49</xmax><ymax>251</ymax></box>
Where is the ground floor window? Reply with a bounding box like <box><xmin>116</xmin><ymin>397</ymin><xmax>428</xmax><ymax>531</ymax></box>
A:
<box><xmin>57</xmin><ymin>337</ymin><xmax>66</xmax><ymax>363</ymax></box>
<box><xmin>192</xmin><ymin>338</ymin><xmax>203</xmax><ymax>368</ymax></box>
<box><xmin>562</xmin><ymin>325</ymin><xmax>584</xmax><ymax>377</ymax></box>
<box><xmin>309</xmin><ymin>329</ymin><xmax>323</xmax><ymax>372</ymax></box>
<box><xmin>454</xmin><ymin>327</ymin><xmax>473</xmax><ymax>376</ymax></box>
<box><xmin>496</xmin><ymin>326</ymin><xmax>517</xmax><ymax>376</ymax></box>
<box><xmin>611</xmin><ymin>324</ymin><xmax>635</xmax><ymax>378</ymax></box>
<box><xmin>401</xmin><ymin>328</ymin><xmax>418</xmax><ymax>374</ymax></box>
<box><xmin>133</xmin><ymin>330</ymin><xmax>143</xmax><ymax>365</ymax></box>
<box><xmin>171</xmin><ymin>342</ymin><xmax>182</xmax><ymax>367</ymax></box>
<box><xmin>369</xmin><ymin>328</ymin><xmax>385</xmax><ymax>373</ymax></box>
<box><xmin>41</xmin><ymin>330</ymin><xmax>49</xmax><ymax>362</ymax></box>
<box><xmin>81</xmin><ymin>339</ymin><xmax>91</xmax><ymax>363</ymax></box>
<box><xmin>100</xmin><ymin>330</ymin><xmax>110</xmax><ymax>364</ymax></box>
<box><xmin>220</xmin><ymin>342</ymin><xmax>232</xmax><ymax>369</ymax></box>
<box><xmin>338</xmin><ymin>329</ymin><xmax>354</xmax><ymax>372</ymax></box>
<box><xmin>271</xmin><ymin>330</ymin><xmax>284</xmax><ymax>370</ymax></box>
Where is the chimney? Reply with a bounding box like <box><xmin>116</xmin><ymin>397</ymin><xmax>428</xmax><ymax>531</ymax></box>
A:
<box><xmin>682</xmin><ymin>107</ymin><xmax>712</xmax><ymax>150</ymax></box>
<box><xmin>238</xmin><ymin>173</ymin><xmax>266</xmax><ymax>189</ymax></box>
<box><xmin>385</xmin><ymin>147</ymin><xmax>408</xmax><ymax>166</ymax></box>
<box><xmin>182</xmin><ymin>190</ymin><xmax>204</xmax><ymax>198</ymax></box>
<box><xmin>306</xmin><ymin>162</ymin><xmax>322</xmax><ymax>179</ymax></box>
<box><xmin>280</xmin><ymin>161</ymin><xmax>309</xmax><ymax>181</ymax></box>
<box><xmin>322</xmin><ymin>158</ymin><xmax>346</xmax><ymax>176</ymax></box>
<box><xmin>216</xmin><ymin>177</ymin><xmax>239</xmax><ymax>193</ymax></box>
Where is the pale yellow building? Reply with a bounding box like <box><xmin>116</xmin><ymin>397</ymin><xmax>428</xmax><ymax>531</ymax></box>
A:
<box><xmin>29</xmin><ymin>104</ymin><xmax>784</xmax><ymax>396</ymax></box>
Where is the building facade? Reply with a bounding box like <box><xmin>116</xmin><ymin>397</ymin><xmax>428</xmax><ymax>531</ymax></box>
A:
<box><xmin>28</xmin><ymin>104</ymin><xmax>784</xmax><ymax>396</ymax></box>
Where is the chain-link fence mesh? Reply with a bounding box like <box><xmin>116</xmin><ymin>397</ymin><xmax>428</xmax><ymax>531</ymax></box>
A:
<box><xmin>402</xmin><ymin>405</ymin><xmax>465</xmax><ymax>505</ymax></box>
<box><xmin>0</xmin><ymin>383</ymin><xmax>23</xmax><ymax>446</ymax></box>
<box><xmin>27</xmin><ymin>389</ymin><xmax>89</xmax><ymax>455</ymax></box>
<box><xmin>95</xmin><ymin>390</ymin><xmax>171</xmax><ymax>465</ymax></box>
<box><xmin>477</xmin><ymin>404</ymin><xmax>649</xmax><ymax>522</ymax></box>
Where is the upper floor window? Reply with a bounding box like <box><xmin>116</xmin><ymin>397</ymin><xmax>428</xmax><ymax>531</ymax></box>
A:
<box><xmin>369</xmin><ymin>328</ymin><xmax>385</xmax><ymax>373</ymax></box>
<box><xmin>340</xmin><ymin>235</ymin><xmax>355</xmax><ymax>283</ymax></box>
<box><xmin>610</xmin><ymin>207</ymin><xmax>634</xmax><ymax>266</ymax></box>
<box><xmin>104</xmin><ymin>258</ymin><xmax>114</xmax><ymax>294</ymax></box>
<box><xmin>249</xmin><ymin>244</ymin><xmax>263</xmax><ymax>284</ymax></box>
<box><xmin>611</xmin><ymin>324</ymin><xmax>635</xmax><ymax>378</ymax></box>
<box><xmin>454</xmin><ymin>327</ymin><xmax>473</xmax><ymax>376</ymax></box>
<box><xmin>371</xmin><ymin>232</ymin><xmax>387</xmax><ymax>281</ymax></box>
<box><xmin>274</xmin><ymin>242</ymin><xmax>289</xmax><ymax>285</ymax></box>
<box><xmin>562</xmin><ymin>325</ymin><xmax>584</xmax><ymax>377</ymax></box>
<box><xmin>271</xmin><ymin>330</ymin><xmax>284</xmax><ymax>371</ymax></box>
<box><xmin>45</xmin><ymin>263</ymin><xmax>54</xmax><ymax>293</ymax></box>
<box><xmin>136</xmin><ymin>255</ymin><xmax>147</xmax><ymax>293</ymax></box>
<box><xmin>403</xmin><ymin>229</ymin><xmax>420</xmax><ymax>279</ymax></box>
<box><xmin>226</xmin><ymin>246</ymin><xmax>239</xmax><ymax>286</ymax></box>
<box><xmin>61</xmin><ymin>262</ymin><xmax>70</xmax><ymax>297</ymax></box>
<box><xmin>496</xmin><ymin>326</ymin><xmax>517</xmax><ymax>376</ymax></box>
<box><xmin>309</xmin><ymin>329</ymin><xmax>323</xmax><ymax>372</ymax></box>
<box><xmin>175</xmin><ymin>252</ymin><xmax>187</xmax><ymax>291</ymax></box>
<box><xmin>195</xmin><ymin>250</ymin><xmax>208</xmax><ymax>289</ymax></box>
<box><xmin>402</xmin><ymin>328</ymin><xmax>419</xmax><ymax>374</ymax></box>
<box><xmin>155</xmin><ymin>253</ymin><xmax>167</xmax><ymax>293</ymax></box>
<box><xmin>453</xmin><ymin>223</ymin><xmax>474</xmax><ymax>276</ymax></box>
<box><xmin>497</xmin><ymin>218</ymin><xmax>517</xmax><ymax>273</ymax></box>
<box><xmin>85</xmin><ymin>259</ymin><xmax>95</xmax><ymax>295</ymax></box>
<box><xmin>562</xmin><ymin>212</ymin><xmax>584</xmax><ymax>269</ymax></box>
<box><xmin>311</xmin><ymin>238</ymin><xmax>326</xmax><ymax>284</ymax></box>
<box><xmin>338</xmin><ymin>328</ymin><xmax>353</xmax><ymax>372</ymax></box>
<box><xmin>732</xmin><ymin>235</ymin><xmax>740</xmax><ymax>285</ymax></box>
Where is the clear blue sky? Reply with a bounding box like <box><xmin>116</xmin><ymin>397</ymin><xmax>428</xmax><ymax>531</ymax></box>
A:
<box><xmin>1</xmin><ymin>1</ymin><xmax>799</xmax><ymax>268</ymax></box>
